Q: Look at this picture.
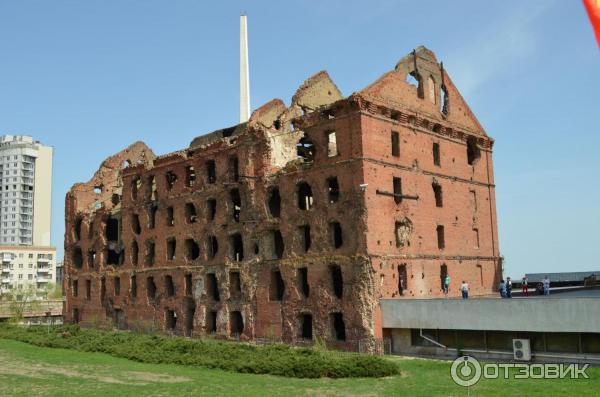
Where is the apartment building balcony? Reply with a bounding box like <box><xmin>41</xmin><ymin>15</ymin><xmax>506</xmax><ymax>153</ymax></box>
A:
<box><xmin>37</xmin><ymin>256</ymin><xmax>51</xmax><ymax>263</ymax></box>
<box><xmin>1</xmin><ymin>253</ymin><xmax>13</xmax><ymax>262</ymax></box>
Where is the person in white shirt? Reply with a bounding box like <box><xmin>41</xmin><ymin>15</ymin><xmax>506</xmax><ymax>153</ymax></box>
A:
<box><xmin>461</xmin><ymin>281</ymin><xmax>469</xmax><ymax>299</ymax></box>
<box><xmin>543</xmin><ymin>276</ymin><xmax>550</xmax><ymax>295</ymax></box>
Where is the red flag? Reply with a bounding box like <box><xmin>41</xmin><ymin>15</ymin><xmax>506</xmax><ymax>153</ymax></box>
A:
<box><xmin>583</xmin><ymin>0</ymin><xmax>600</xmax><ymax>47</ymax></box>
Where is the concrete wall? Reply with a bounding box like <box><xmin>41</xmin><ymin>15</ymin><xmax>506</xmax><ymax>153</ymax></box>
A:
<box><xmin>381</xmin><ymin>297</ymin><xmax>600</xmax><ymax>333</ymax></box>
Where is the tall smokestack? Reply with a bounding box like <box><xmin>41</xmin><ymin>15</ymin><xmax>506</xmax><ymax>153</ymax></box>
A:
<box><xmin>239</xmin><ymin>14</ymin><xmax>250</xmax><ymax>123</ymax></box>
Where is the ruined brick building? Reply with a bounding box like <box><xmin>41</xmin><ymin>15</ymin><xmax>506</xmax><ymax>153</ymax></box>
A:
<box><xmin>64</xmin><ymin>47</ymin><xmax>501</xmax><ymax>347</ymax></box>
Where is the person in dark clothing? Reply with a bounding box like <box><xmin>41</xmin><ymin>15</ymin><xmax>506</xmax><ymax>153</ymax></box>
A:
<box><xmin>506</xmin><ymin>277</ymin><xmax>513</xmax><ymax>298</ymax></box>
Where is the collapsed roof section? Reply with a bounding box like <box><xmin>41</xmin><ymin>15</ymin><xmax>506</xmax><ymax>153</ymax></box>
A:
<box><xmin>68</xmin><ymin>46</ymin><xmax>490</xmax><ymax>214</ymax></box>
<box><xmin>67</xmin><ymin>141</ymin><xmax>155</xmax><ymax>214</ymax></box>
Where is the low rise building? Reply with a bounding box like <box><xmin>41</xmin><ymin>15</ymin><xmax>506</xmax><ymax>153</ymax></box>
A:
<box><xmin>0</xmin><ymin>245</ymin><xmax>57</xmax><ymax>293</ymax></box>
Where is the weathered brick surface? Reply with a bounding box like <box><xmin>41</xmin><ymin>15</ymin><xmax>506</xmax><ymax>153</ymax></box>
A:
<box><xmin>64</xmin><ymin>47</ymin><xmax>500</xmax><ymax>348</ymax></box>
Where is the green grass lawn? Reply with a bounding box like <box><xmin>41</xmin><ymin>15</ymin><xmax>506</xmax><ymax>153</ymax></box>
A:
<box><xmin>1</xmin><ymin>338</ymin><xmax>598</xmax><ymax>396</ymax></box>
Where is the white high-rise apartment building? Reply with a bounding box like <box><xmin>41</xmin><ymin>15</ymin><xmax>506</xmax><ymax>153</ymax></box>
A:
<box><xmin>0</xmin><ymin>135</ymin><xmax>55</xmax><ymax>293</ymax></box>
<box><xmin>0</xmin><ymin>135</ymin><xmax>52</xmax><ymax>246</ymax></box>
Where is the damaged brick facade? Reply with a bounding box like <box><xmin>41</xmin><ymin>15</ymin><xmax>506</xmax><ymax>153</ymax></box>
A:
<box><xmin>64</xmin><ymin>47</ymin><xmax>501</xmax><ymax>348</ymax></box>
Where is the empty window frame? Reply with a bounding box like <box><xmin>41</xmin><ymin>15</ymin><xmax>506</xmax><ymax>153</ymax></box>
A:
<box><xmin>130</xmin><ymin>275</ymin><xmax>137</xmax><ymax>298</ymax></box>
<box><xmin>230</xmin><ymin>233</ymin><xmax>244</xmax><ymax>261</ymax></box>
<box><xmin>297</xmin><ymin>136</ymin><xmax>315</xmax><ymax>162</ymax></box>
<box><xmin>184</xmin><ymin>274</ymin><xmax>192</xmax><ymax>296</ymax></box>
<box><xmin>145</xmin><ymin>240</ymin><xmax>156</xmax><ymax>266</ymax></box>
<box><xmin>148</xmin><ymin>205</ymin><xmax>158</xmax><ymax>229</ymax></box>
<box><xmin>165</xmin><ymin>275</ymin><xmax>175</xmax><ymax>297</ymax></box>
<box><xmin>432</xmin><ymin>142</ymin><xmax>441</xmax><ymax>166</ymax></box>
<box><xmin>393</xmin><ymin>177</ymin><xmax>402</xmax><ymax>204</ymax></box>
<box><xmin>329</xmin><ymin>264</ymin><xmax>343</xmax><ymax>298</ymax></box>
<box><xmin>105</xmin><ymin>217</ymin><xmax>119</xmax><ymax>242</ymax></box>
<box><xmin>440</xmin><ymin>264</ymin><xmax>448</xmax><ymax>291</ymax></box>
<box><xmin>72</xmin><ymin>247</ymin><xmax>83</xmax><ymax>268</ymax></box>
<box><xmin>146</xmin><ymin>276</ymin><xmax>157</xmax><ymax>300</ymax></box>
<box><xmin>184</xmin><ymin>238</ymin><xmax>200</xmax><ymax>261</ymax></box>
<box><xmin>466</xmin><ymin>137</ymin><xmax>480</xmax><ymax>165</ymax></box>
<box><xmin>206</xmin><ymin>273</ymin><xmax>220</xmax><ymax>301</ymax></box>
<box><xmin>299</xmin><ymin>225</ymin><xmax>311</xmax><ymax>252</ymax></box>
<box><xmin>166</xmin><ymin>207</ymin><xmax>174</xmax><ymax>226</ymax></box>
<box><xmin>85</xmin><ymin>279</ymin><xmax>91</xmax><ymax>300</ymax></box>
<box><xmin>73</xmin><ymin>217</ymin><xmax>82</xmax><ymax>241</ymax></box>
<box><xmin>207</xmin><ymin>311</ymin><xmax>218</xmax><ymax>333</ymax></box>
<box><xmin>165</xmin><ymin>309</ymin><xmax>177</xmax><ymax>330</ymax></box>
<box><xmin>330</xmin><ymin>222</ymin><xmax>343</xmax><ymax>249</ymax></box>
<box><xmin>267</xmin><ymin>188</ymin><xmax>281</xmax><ymax>218</ymax></box>
<box><xmin>71</xmin><ymin>279</ymin><xmax>79</xmax><ymax>297</ymax></box>
<box><xmin>272</xmin><ymin>230</ymin><xmax>284</xmax><ymax>259</ymax></box>
<box><xmin>230</xmin><ymin>189</ymin><xmax>241</xmax><ymax>222</ymax></box>
<box><xmin>297</xmin><ymin>182</ymin><xmax>313</xmax><ymax>210</ymax></box>
<box><xmin>432</xmin><ymin>182</ymin><xmax>443</xmax><ymax>207</ymax></box>
<box><xmin>166</xmin><ymin>238</ymin><xmax>176</xmax><ymax>261</ymax></box>
<box><xmin>106</xmin><ymin>245</ymin><xmax>120</xmax><ymax>266</ymax></box>
<box><xmin>270</xmin><ymin>269</ymin><xmax>285</xmax><ymax>301</ymax></box>
<box><xmin>207</xmin><ymin>235</ymin><xmax>219</xmax><ymax>259</ymax></box>
<box><xmin>87</xmin><ymin>250</ymin><xmax>96</xmax><ymax>268</ymax></box>
<box><xmin>229</xmin><ymin>156</ymin><xmax>240</xmax><ymax>182</ymax></box>
<box><xmin>230</xmin><ymin>311</ymin><xmax>244</xmax><ymax>336</ymax></box>
<box><xmin>407</xmin><ymin>71</ymin><xmax>424</xmax><ymax>99</ymax></box>
<box><xmin>73</xmin><ymin>217</ymin><xmax>82</xmax><ymax>242</ymax></box>
<box><xmin>440</xmin><ymin>85</ymin><xmax>449</xmax><ymax>115</ymax></box>
<box><xmin>206</xmin><ymin>198</ymin><xmax>217</xmax><ymax>221</ymax></box>
<box><xmin>398</xmin><ymin>264</ymin><xmax>407</xmax><ymax>296</ymax></box>
<box><xmin>113</xmin><ymin>276</ymin><xmax>121</xmax><ymax>296</ymax></box>
<box><xmin>184</xmin><ymin>302</ymin><xmax>195</xmax><ymax>336</ymax></box>
<box><xmin>327</xmin><ymin>131</ymin><xmax>338</xmax><ymax>157</ymax></box>
<box><xmin>185</xmin><ymin>202</ymin><xmax>197</xmax><ymax>224</ymax></box>
<box><xmin>131</xmin><ymin>176</ymin><xmax>141</xmax><ymax>201</ymax></box>
<box><xmin>165</xmin><ymin>171</ymin><xmax>177</xmax><ymax>190</ymax></box>
<box><xmin>300</xmin><ymin>313</ymin><xmax>313</xmax><ymax>340</ymax></box>
<box><xmin>229</xmin><ymin>271</ymin><xmax>241</xmax><ymax>298</ymax></box>
<box><xmin>185</xmin><ymin>165</ymin><xmax>196</xmax><ymax>187</ymax></box>
<box><xmin>206</xmin><ymin>160</ymin><xmax>217</xmax><ymax>183</ymax></box>
<box><xmin>331</xmin><ymin>312</ymin><xmax>346</xmax><ymax>341</ymax></box>
<box><xmin>100</xmin><ymin>277</ymin><xmax>106</xmax><ymax>302</ymax></box>
<box><xmin>437</xmin><ymin>225</ymin><xmax>445</xmax><ymax>249</ymax></box>
<box><xmin>327</xmin><ymin>177</ymin><xmax>340</xmax><ymax>203</ymax></box>
<box><xmin>391</xmin><ymin>131</ymin><xmax>400</xmax><ymax>157</ymax></box>
<box><xmin>298</xmin><ymin>267</ymin><xmax>309</xmax><ymax>298</ymax></box>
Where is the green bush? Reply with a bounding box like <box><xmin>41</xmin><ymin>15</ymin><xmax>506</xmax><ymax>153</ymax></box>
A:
<box><xmin>0</xmin><ymin>324</ymin><xmax>399</xmax><ymax>378</ymax></box>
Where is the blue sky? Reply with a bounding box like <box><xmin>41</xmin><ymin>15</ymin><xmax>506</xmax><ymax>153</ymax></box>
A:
<box><xmin>0</xmin><ymin>0</ymin><xmax>598</xmax><ymax>277</ymax></box>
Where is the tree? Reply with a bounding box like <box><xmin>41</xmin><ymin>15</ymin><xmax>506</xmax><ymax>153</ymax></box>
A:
<box><xmin>3</xmin><ymin>284</ymin><xmax>42</xmax><ymax>324</ymax></box>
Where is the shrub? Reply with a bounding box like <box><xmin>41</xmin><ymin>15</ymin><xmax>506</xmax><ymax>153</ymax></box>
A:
<box><xmin>0</xmin><ymin>324</ymin><xmax>399</xmax><ymax>378</ymax></box>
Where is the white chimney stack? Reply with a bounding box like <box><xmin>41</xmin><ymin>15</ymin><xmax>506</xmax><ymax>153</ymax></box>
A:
<box><xmin>239</xmin><ymin>14</ymin><xmax>250</xmax><ymax>123</ymax></box>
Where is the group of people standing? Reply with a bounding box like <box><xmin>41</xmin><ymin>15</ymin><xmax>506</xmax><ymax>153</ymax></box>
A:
<box><xmin>499</xmin><ymin>275</ymin><xmax>551</xmax><ymax>298</ymax></box>
<box><xmin>442</xmin><ymin>274</ymin><xmax>551</xmax><ymax>299</ymax></box>
<box><xmin>498</xmin><ymin>277</ymin><xmax>513</xmax><ymax>298</ymax></box>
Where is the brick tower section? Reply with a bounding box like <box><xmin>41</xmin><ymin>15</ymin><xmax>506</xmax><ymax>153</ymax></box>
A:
<box><xmin>63</xmin><ymin>47</ymin><xmax>501</xmax><ymax>349</ymax></box>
